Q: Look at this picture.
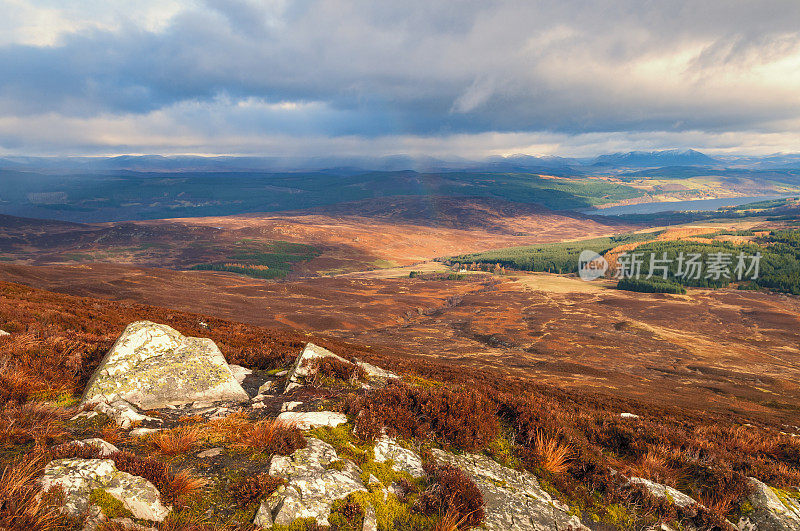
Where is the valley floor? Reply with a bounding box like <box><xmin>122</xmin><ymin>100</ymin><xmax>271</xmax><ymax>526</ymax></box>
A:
<box><xmin>2</xmin><ymin>260</ymin><xmax>800</xmax><ymax>426</ymax></box>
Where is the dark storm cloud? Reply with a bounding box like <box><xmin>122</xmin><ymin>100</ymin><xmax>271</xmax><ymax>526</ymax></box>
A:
<box><xmin>0</xmin><ymin>0</ymin><xmax>799</xmax><ymax>149</ymax></box>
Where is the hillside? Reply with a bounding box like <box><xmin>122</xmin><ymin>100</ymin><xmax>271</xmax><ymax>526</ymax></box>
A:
<box><xmin>3</xmin><ymin>280</ymin><xmax>800</xmax><ymax>530</ymax></box>
<box><xmin>0</xmin><ymin>198</ymin><xmax>637</xmax><ymax>275</ymax></box>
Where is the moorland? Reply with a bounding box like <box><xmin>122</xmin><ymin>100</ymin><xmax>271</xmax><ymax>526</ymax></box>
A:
<box><xmin>5</xmin><ymin>152</ymin><xmax>800</xmax><ymax>529</ymax></box>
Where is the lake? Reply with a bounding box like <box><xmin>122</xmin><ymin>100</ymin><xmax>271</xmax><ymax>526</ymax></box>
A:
<box><xmin>583</xmin><ymin>195</ymin><xmax>791</xmax><ymax>216</ymax></box>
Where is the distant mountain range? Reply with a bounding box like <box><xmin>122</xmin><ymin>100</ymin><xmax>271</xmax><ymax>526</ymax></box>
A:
<box><xmin>4</xmin><ymin>149</ymin><xmax>794</xmax><ymax>174</ymax></box>
<box><xmin>590</xmin><ymin>149</ymin><xmax>718</xmax><ymax>168</ymax></box>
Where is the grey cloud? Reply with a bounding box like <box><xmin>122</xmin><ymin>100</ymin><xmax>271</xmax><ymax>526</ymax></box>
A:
<box><xmin>0</xmin><ymin>0</ymin><xmax>799</xmax><ymax>145</ymax></box>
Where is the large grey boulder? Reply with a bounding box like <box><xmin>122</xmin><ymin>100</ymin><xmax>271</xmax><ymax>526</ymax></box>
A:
<box><xmin>254</xmin><ymin>438</ymin><xmax>366</xmax><ymax>527</ymax></box>
<box><xmin>431</xmin><ymin>449</ymin><xmax>588</xmax><ymax>531</ymax></box>
<box><xmin>41</xmin><ymin>458</ymin><xmax>170</xmax><ymax>522</ymax></box>
<box><xmin>738</xmin><ymin>478</ymin><xmax>800</xmax><ymax>530</ymax></box>
<box><xmin>82</xmin><ymin>321</ymin><xmax>249</xmax><ymax>409</ymax></box>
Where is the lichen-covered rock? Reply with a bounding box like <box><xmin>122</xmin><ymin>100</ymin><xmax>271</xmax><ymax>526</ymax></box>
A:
<box><xmin>738</xmin><ymin>477</ymin><xmax>800</xmax><ymax>530</ymax></box>
<box><xmin>81</xmin><ymin>321</ymin><xmax>249</xmax><ymax>409</ymax></box>
<box><xmin>628</xmin><ymin>477</ymin><xmax>697</xmax><ymax>509</ymax></box>
<box><xmin>84</xmin><ymin>394</ymin><xmax>161</xmax><ymax>429</ymax></box>
<box><xmin>363</xmin><ymin>504</ymin><xmax>378</xmax><ymax>531</ymax></box>
<box><xmin>281</xmin><ymin>401</ymin><xmax>303</xmax><ymax>412</ymax></box>
<box><xmin>41</xmin><ymin>458</ymin><xmax>170</xmax><ymax>522</ymax></box>
<box><xmin>373</xmin><ymin>436</ymin><xmax>424</xmax><ymax>478</ymax></box>
<box><xmin>228</xmin><ymin>364</ymin><xmax>251</xmax><ymax>384</ymax></box>
<box><xmin>357</xmin><ymin>361</ymin><xmax>399</xmax><ymax>380</ymax></box>
<box><xmin>277</xmin><ymin>411</ymin><xmax>348</xmax><ymax>429</ymax></box>
<box><xmin>254</xmin><ymin>438</ymin><xmax>366</xmax><ymax>527</ymax></box>
<box><xmin>130</xmin><ymin>427</ymin><xmax>161</xmax><ymax>437</ymax></box>
<box><xmin>284</xmin><ymin>343</ymin><xmax>346</xmax><ymax>393</ymax></box>
<box><xmin>431</xmin><ymin>449</ymin><xmax>587</xmax><ymax>531</ymax></box>
<box><xmin>70</xmin><ymin>438</ymin><xmax>120</xmax><ymax>457</ymax></box>
<box><xmin>283</xmin><ymin>343</ymin><xmax>398</xmax><ymax>393</ymax></box>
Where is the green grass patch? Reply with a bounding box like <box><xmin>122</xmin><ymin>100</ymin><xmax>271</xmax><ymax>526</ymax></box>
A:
<box><xmin>89</xmin><ymin>488</ymin><xmax>133</xmax><ymax>519</ymax></box>
<box><xmin>190</xmin><ymin>240</ymin><xmax>320</xmax><ymax>279</ymax></box>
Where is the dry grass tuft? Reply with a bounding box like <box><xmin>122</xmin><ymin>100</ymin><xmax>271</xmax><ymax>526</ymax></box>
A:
<box><xmin>168</xmin><ymin>469</ymin><xmax>209</xmax><ymax>501</ymax></box>
<box><xmin>149</xmin><ymin>426</ymin><xmax>203</xmax><ymax>456</ymax></box>
<box><xmin>0</xmin><ymin>401</ymin><xmax>70</xmax><ymax>447</ymax></box>
<box><xmin>435</xmin><ymin>506</ymin><xmax>474</xmax><ymax>531</ymax></box>
<box><xmin>207</xmin><ymin>413</ymin><xmax>306</xmax><ymax>455</ymax></box>
<box><xmin>0</xmin><ymin>454</ymin><xmax>78</xmax><ymax>529</ymax></box>
<box><xmin>99</xmin><ymin>421</ymin><xmax>124</xmax><ymax>444</ymax></box>
<box><xmin>531</xmin><ymin>430</ymin><xmax>573</xmax><ymax>475</ymax></box>
<box><xmin>697</xmin><ymin>490</ymin><xmax>738</xmax><ymax>519</ymax></box>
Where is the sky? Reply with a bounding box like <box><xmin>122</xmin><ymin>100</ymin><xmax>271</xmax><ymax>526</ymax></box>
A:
<box><xmin>1</xmin><ymin>0</ymin><xmax>799</xmax><ymax>158</ymax></box>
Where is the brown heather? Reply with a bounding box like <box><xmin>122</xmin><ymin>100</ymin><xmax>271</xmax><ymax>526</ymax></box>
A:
<box><xmin>230</xmin><ymin>473</ymin><xmax>285</xmax><ymax>508</ymax></box>
<box><xmin>417</xmin><ymin>459</ymin><xmax>484</xmax><ymax>528</ymax></box>
<box><xmin>3</xmin><ymin>280</ymin><xmax>800</xmax><ymax>527</ymax></box>
<box><xmin>346</xmin><ymin>381</ymin><xmax>498</xmax><ymax>451</ymax></box>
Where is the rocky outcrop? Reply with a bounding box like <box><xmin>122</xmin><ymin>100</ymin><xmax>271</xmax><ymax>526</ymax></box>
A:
<box><xmin>738</xmin><ymin>478</ymin><xmax>800</xmax><ymax>530</ymax></box>
<box><xmin>81</xmin><ymin>395</ymin><xmax>161</xmax><ymax>429</ymax></box>
<box><xmin>0</xmin><ymin>329</ymin><xmax>9</xmax><ymax>336</ymax></box>
<box><xmin>254</xmin><ymin>438</ymin><xmax>366</xmax><ymax>527</ymax></box>
<box><xmin>41</xmin><ymin>458</ymin><xmax>170</xmax><ymax>522</ymax></box>
<box><xmin>628</xmin><ymin>477</ymin><xmax>697</xmax><ymax>509</ymax></box>
<box><xmin>276</xmin><ymin>411</ymin><xmax>348</xmax><ymax>429</ymax></box>
<box><xmin>357</xmin><ymin>360</ymin><xmax>399</xmax><ymax>381</ymax></box>
<box><xmin>284</xmin><ymin>343</ymin><xmax>345</xmax><ymax>394</ymax></box>
<box><xmin>284</xmin><ymin>343</ymin><xmax>399</xmax><ymax>394</ymax></box>
<box><xmin>82</xmin><ymin>321</ymin><xmax>249</xmax><ymax>409</ymax></box>
<box><xmin>431</xmin><ymin>449</ymin><xmax>587</xmax><ymax>531</ymax></box>
<box><xmin>69</xmin><ymin>438</ymin><xmax>120</xmax><ymax>457</ymax></box>
<box><xmin>373</xmin><ymin>436</ymin><xmax>424</xmax><ymax>478</ymax></box>
<box><xmin>228</xmin><ymin>364</ymin><xmax>252</xmax><ymax>384</ymax></box>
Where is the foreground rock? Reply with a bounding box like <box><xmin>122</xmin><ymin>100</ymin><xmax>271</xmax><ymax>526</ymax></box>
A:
<box><xmin>738</xmin><ymin>477</ymin><xmax>800</xmax><ymax>530</ymax></box>
<box><xmin>42</xmin><ymin>458</ymin><xmax>170</xmax><ymax>522</ymax></box>
<box><xmin>82</xmin><ymin>321</ymin><xmax>249</xmax><ymax>409</ymax></box>
<box><xmin>431</xmin><ymin>449</ymin><xmax>587</xmax><ymax>531</ymax></box>
<box><xmin>357</xmin><ymin>360</ymin><xmax>399</xmax><ymax>381</ymax></box>
<box><xmin>276</xmin><ymin>411</ymin><xmax>348</xmax><ymax>429</ymax></box>
<box><xmin>374</xmin><ymin>436</ymin><xmax>425</xmax><ymax>477</ymax></box>
<box><xmin>255</xmin><ymin>438</ymin><xmax>366</xmax><ymax>527</ymax></box>
<box><xmin>80</xmin><ymin>395</ymin><xmax>161</xmax><ymax>429</ymax></box>
<box><xmin>628</xmin><ymin>477</ymin><xmax>697</xmax><ymax>509</ymax></box>
<box><xmin>284</xmin><ymin>342</ymin><xmax>398</xmax><ymax>393</ymax></box>
<box><xmin>70</xmin><ymin>438</ymin><xmax>120</xmax><ymax>457</ymax></box>
<box><xmin>284</xmin><ymin>343</ymin><xmax>347</xmax><ymax>394</ymax></box>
